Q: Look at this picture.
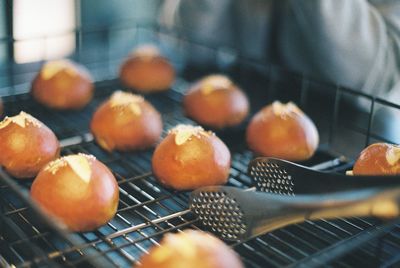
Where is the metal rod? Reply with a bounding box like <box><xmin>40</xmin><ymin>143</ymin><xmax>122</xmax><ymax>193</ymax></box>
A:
<box><xmin>106</xmin><ymin>210</ymin><xmax>191</xmax><ymax>240</ymax></box>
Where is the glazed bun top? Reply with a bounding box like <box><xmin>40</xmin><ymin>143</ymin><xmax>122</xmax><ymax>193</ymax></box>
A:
<box><xmin>0</xmin><ymin>111</ymin><xmax>42</xmax><ymax>129</ymax></box>
<box><xmin>198</xmin><ymin>74</ymin><xmax>233</xmax><ymax>94</ymax></box>
<box><xmin>108</xmin><ymin>90</ymin><xmax>145</xmax><ymax>112</ymax></box>
<box><xmin>269</xmin><ymin>101</ymin><xmax>303</xmax><ymax>117</ymax></box>
<box><xmin>169</xmin><ymin>124</ymin><xmax>215</xmax><ymax>146</ymax></box>
<box><xmin>38</xmin><ymin>59</ymin><xmax>92</xmax><ymax>81</ymax></box>
<box><xmin>43</xmin><ymin>153</ymin><xmax>96</xmax><ymax>182</ymax></box>
<box><xmin>131</xmin><ymin>44</ymin><xmax>161</xmax><ymax>59</ymax></box>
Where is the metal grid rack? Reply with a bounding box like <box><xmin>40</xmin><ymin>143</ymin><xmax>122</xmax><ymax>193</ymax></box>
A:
<box><xmin>1</xmin><ymin>21</ymin><xmax>400</xmax><ymax>268</ymax></box>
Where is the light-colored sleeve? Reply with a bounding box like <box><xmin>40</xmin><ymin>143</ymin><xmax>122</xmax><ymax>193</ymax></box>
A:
<box><xmin>159</xmin><ymin>0</ymin><xmax>400</xmax><ymax>98</ymax></box>
<box><xmin>278</xmin><ymin>0</ymin><xmax>400</xmax><ymax>98</ymax></box>
<box><xmin>158</xmin><ymin>0</ymin><xmax>273</xmax><ymax>66</ymax></box>
<box><xmin>159</xmin><ymin>0</ymin><xmax>236</xmax><ymax>67</ymax></box>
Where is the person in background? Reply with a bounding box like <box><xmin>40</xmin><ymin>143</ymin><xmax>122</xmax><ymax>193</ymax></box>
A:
<box><xmin>159</xmin><ymin>0</ymin><xmax>400</xmax><ymax>101</ymax></box>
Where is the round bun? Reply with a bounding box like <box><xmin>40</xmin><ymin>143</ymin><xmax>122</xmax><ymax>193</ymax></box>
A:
<box><xmin>183</xmin><ymin>75</ymin><xmax>249</xmax><ymax>129</ymax></box>
<box><xmin>152</xmin><ymin>124</ymin><xmax>231</xmax><ymax>190</ymax></box>
<box><xmin>31</xmin><ymin>154</ymin><xmax>119</xmax><ymax>232</ymax></box>
<box><xmin>0</xmin><ymin>111</ymin><xmax>60</xmax><ymax>178</ymax></box>
<box><xmin>90</xmin><ymin>91</ymin><xmax>163</xmax><ymax>152</ymax></box>
<box><xmin>246</xmin><ymin>101</ymin><xmax>319</xmax><ymax>161</ymax></box>
<box><xmin>119</xmin><ymin>45</ymin><xmax>175</xmax><ymax>93</ymax></box>
<box><xmin>137</xmin><ymin>229</ymin><xmax>243</xmax><ymax>268</ymax></box>
<box><xmin>353</xmin><ymin>143</ymin><xmax>400</xmax><ymax>175</ymax></box>
<box><xmin>31</xmin><ymin>59</ymin><xmax>94</xmax><ymax>110</ymax></box>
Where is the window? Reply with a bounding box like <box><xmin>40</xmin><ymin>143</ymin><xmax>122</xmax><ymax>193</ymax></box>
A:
<box><xmin>13</xmin><ymin>0</ymin><xmax>76</xmax><ymax>63</ymax></box>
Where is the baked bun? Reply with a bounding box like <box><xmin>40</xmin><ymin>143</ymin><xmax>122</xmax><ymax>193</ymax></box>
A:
<box><xmin>246</xmin><ymin>101</ymin><xmax>319</xmax><ymax>161</ymax></box>
<box><xmin>137</xmin><ymin>230</ymin><xmax>243</xmax><ymax>268</ymax></box>
<box><xmin>119</xmin><ymin>45</ymin><xmax>175</xmax><ymax>93</ymax></box>
<box><xmin>183</xmin><ymin>75</ymin><xmax>249</xmax><ymax>129</ymax></box>
<box><xmin>31</xmin><ymin>59</ymin><xmax>94</xmax><ymax>110</ymax></box>
<box><xmin>353</xmin><ymin>143</ymin><xmax>400</xmax><ymax>175</ymax></box>
<box><xmin>90</xmin><ymin>91</ymin><xmax>163</xmax><ymax>152</ymax></box>
<box><xmin>0</xmin><ymin>111</ymin><xmax>60</xmax><ymax>178</ymax></box>
<box><xmin>31</xmin><ymin>154</ymin><xmax>119</xmax><ymax>232</ymax></box>
<box><xmin>152</xmin><ymin>124</ymin><xmax>231</xmax><ymax>190</ymax></box>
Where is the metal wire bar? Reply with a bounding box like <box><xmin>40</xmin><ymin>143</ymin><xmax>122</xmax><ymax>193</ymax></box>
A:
<box><xmin>1</xmin><ymin>66</ymin><xmax>400</xmax><ymax>268</ymax></box>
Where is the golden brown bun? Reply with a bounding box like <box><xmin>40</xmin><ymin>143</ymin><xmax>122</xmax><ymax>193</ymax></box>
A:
<box><xmin>119</xmin><ymin>45</ymin><xmax>175</xmax><ymax>93</ymax></box>
<box><xmin>152</xmin><ymin>125</ymin><xmax>231</xmax><ymax>190</ymax></box>
<box><xmin>137</xmin><ymin>230</ymin><xmax>243</xmax><ymax>268</ymax></box>
<box><xmin>0</xmin><ymin>112</ymin><xmax>60</xmax><ymax>178</ymax></box>
<box><xmin>353</xmin><ymin>143</ymin><xmax>400</xmax><ymax>175</ymax></box>
<box><xmin>183</xmin><ymin>75</ymin><xmax>249</xmax><ymax>129</ymax></box>
<box><xmin>31</xmin><ymin>59</ymin><xmax>94</xmax><ymax>110</ymax></box>
<box><xmin>90</xmin><ymin>91</ymin><xmax>163</xmax><ymax>152</ymax></box>
<box><xmin>246</xmin><ymin>101</ymin><xmax>319</xmax><ymax>161</ymax></box>
<box><xmin>31</xmin><ymin>154</ymin><xmax>119</xmax><ymax>232</ymax></box>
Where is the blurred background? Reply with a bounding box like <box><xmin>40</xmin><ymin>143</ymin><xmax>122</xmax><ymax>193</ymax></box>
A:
<box><xmin>1</xmin><ymin>0</ymin><xmax>400</xmax><ymax>158</ymax></box>
<box><xmin>2</xmin><ymin>2</ymin><xmax>400</xmax><ymax>267</ymax></box>
<box><xmin>0</xmin><ymin>0</ymin><xmax>172</xmax><ymax>96</ymax></box>
<box><xmin>0</xmin><ymin>0</ymin><xmax>162</xmax><ymax>63</ymax></box>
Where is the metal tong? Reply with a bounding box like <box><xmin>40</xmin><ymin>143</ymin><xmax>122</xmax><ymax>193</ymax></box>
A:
<box><xmin>189</xmin><ymin>157</ymin><xmax>400</xmax><ymax>240</ymax></box>
<box><xmin>190</xmin><ymin>186</ymin><xmax>400</xmax><ymax>241</ymax></box>
<box><xmin>248</xmin><ymin>157</ymin><xmax>400</xmax><ymax>195</ymax></box>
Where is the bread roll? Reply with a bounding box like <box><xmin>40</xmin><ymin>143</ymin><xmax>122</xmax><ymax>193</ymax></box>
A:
<box><xmin>152</xmin><ymin>124</ymin><xmax>231</xmax><ymax>190</ymax></box>
<box><xmin>32</xmin><ymin>59</ymin><xmax>94</xmax><ymax>110</ymax></box>
<box><xmin>353</xmin><ymin>143</ymin><xmax>400</xmax><ymax>175</ymax></box>
<box><xmin>119</xmin><ymin>45</ymin><xmax>175</xmax><ymax>93</ymax></box>
<box><xmin>31</xmin><ymin>154</ymin><xmax>119</xmax><ymax>232</ymax></box>
<box><xmin>137</xmin><ymin>230</ymin><xmax>243</xmax><ymax>268</ymax></box>
<box><xmin>0</xmin><ymin>111</ymin><xmax>59</xmax><ymax>178</ymax></box>
<box><xmin>91</xmin><ymin>91</ymin><xmax>163</xmax><ymax>152</ymax></box>
<box><xmin>183</xmin><ymin>75</ymin><xmax>249</xmax><ymax>129</ymax></box>
<box><xmin>246</xmin><ymin>101</ymin><xmax>319</xmax><ymax>161</ymax></box>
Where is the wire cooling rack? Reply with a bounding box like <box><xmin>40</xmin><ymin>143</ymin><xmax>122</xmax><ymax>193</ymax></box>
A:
<box><xmin>1</xmin><ymin>76</ymin><xmax>400</xmax><ymax>267</ymax></box>
<box><xmin>1</xmin><ymin>20</ymin><xmax>400</xmax><ymax>267</ymax></box>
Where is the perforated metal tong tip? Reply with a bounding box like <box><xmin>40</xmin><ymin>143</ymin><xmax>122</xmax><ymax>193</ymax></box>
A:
<box><xmin>248</xmin><ymin>157</ymin><xmax>400</xmax><ymax>195</ymax></box>
<box><xmin>190</xmin><ymin>186</ymin><xmax>400</xmax><ymax>241</ymax></box>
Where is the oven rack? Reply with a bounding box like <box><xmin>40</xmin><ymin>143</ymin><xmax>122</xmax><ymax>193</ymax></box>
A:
<box><xmin>1</xmin><ymin>20</ymin><xmax>400</xmax><ymax>267</ymax></box>
<box><xmin>0</xmin><ymin>77</ymin><xmax>399</xmax><ymax>268</ymax></box>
